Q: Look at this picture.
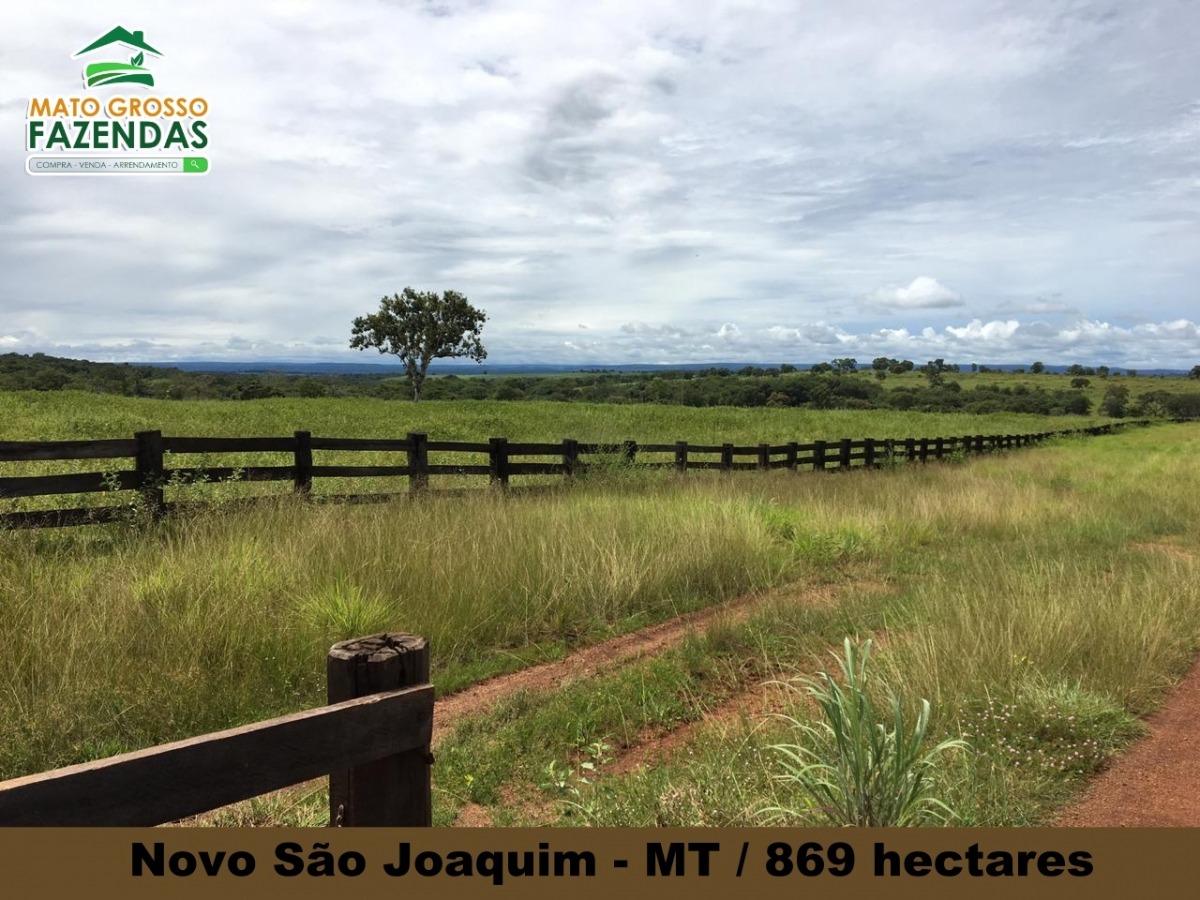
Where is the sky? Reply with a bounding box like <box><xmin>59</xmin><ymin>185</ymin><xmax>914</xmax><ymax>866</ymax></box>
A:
<box><xmin>2</xmin><ymin>0</ymin><xmax>1198</xmax><ymax>369</ymax></box>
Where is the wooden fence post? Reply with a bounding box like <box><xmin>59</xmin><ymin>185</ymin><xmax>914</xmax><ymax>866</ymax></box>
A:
<box><xmin>863</xmin><ymin>438</ymin><xmax>876</xmax><ymax>469</ymax></box>
<box><xmin>757</xmin><ymin>443</ymin><xmax>770</xmax><ymax>470</ymax></box>
<box><xmin>786</xmin><ymin>441</ymin><xmax>798</xmax><ymax>470</ymax></box>
<box><xmin>327</xmin><ymin>633</ymin><xmax>431</xmax><ymax>827</ymax></box>
<box><xmin>134</xmin><ymin>430</ymin><xmax>165</xmax><ymax>519</ymax></box>
<box><xmin>919</xmin><ymin>437</ymin><xmax>930</xmax><ymax>463</ymax></box>
<box><xmin>622</xmin><ymin>440</ymin><xmax>638</xmax><ymax>466</ymax></box>
<box><xmin>294</xmin><ymin>430</ymin><xmax>313</xmax><ymax>494</ymax></box>
<box><xmin>838</xmin><ymin>438</ymin><xmax>852</xmax><ymax>470</ymax></box>
<box><xmin>904</xmin><ymin>438</ymin><xmax>916</xmax><ymax>462</ymax></box>
<box><xmin>883</xmin><ymin>438</ymin><xmax>895</xmax><ymax>466</ymax></box>
<box><xmin>562</xmin><ymin>438</ymin><xmax>580</xmax><ymax>478</ymax></box>
<box><xmin>407</xmin><ymin>432</ymin><xmax>429</xmax><ymax>493</ymax></box>
<box><xmin>721</xmin><ymin>443</ymin><xmax>734</xmax><ymax>473</ymax></box>
<box><xmin>488</xmin><ymin>437</ymin><xmax>509</xmax><ymax>489</ymax></box>
<box><xmin>812</xmin><ymin>440</ymin><xmax>827</xmax><ymax>472</ymax></box>
<box><xmin>934</xmin><ymin>437</ymin><xmax>944</xmax><ymax>460</ymax></box>
<box><xmin>974</xmin><ymin>435</ymin><xmax>984</xmax><ymax>454</ymax></box>
<box><xmin>674</xmin><ymin>441</ymin><xmax>688</xmax><ymax>473</ymax></box>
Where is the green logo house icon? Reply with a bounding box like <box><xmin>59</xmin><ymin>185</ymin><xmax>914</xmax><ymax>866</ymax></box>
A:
<box><xmin>73</xmin><ymin>26</ymin><xmax>162</xmax><ymax>88</ymax></box>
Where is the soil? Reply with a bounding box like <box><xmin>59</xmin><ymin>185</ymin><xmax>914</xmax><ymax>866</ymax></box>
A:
<box><xmin>434</xmin><ymin>582</ymin><xmax>846</xmax><ymax>743</ymax></box>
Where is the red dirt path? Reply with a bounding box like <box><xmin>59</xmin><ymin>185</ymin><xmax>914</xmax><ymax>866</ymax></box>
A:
<box><xmin>1055</xmin><ymin>656</ymin><xmax>1200</xmax><ymax>827</ymax></box>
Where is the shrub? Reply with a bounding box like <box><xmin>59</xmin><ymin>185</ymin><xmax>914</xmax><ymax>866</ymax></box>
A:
<box><xmin>763</xmin><ymin>638</ymin><xmax>964</xmax><ymax>826</ymax></box>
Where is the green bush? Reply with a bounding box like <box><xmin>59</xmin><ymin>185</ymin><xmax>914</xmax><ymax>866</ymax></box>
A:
<box><xmin>764</xmin><ymin>638</ymin><xmax>964</xmax><ymax>826</ymax></box>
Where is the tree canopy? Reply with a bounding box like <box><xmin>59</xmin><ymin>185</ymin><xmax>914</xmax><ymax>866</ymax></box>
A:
<box><xmin>350</xmin><ymin>288</ymin><xmax>487</xmax><ymax>401</ymax></box>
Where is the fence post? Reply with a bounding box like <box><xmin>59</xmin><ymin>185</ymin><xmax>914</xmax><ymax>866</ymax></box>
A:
<box><xmin>812</xmin><ymin>440</ymin><xmax>827</xmax><ymax>472</ymax></box>
<box><xmin>562</xmin><ymin>438</ymin><xmax>579</xmax><ymax>478</ymax></box>
<box><xmin>294</xmin><ymin>430</ymin><xmax>313</xmax><ymax>494</ymax></box>
<box><xmin>621</xmin><ymin>440</ymin><xmax>638</xmax><ymax>467</ymax></box>
<box><xmin>934</xmin><ymin>437</ymin><xmax>944</xmax><ymax>460</ymax></box>
<box><xmin>883</xmin><ymin>438</ymin><xmax>895</xmax><ymax>466</ymax></box>
<box><xmin>721</xmin><ymin>443</ymin><xmax>734</xmax><ymax>473</ymax></box>
<box><xmin>786</xmin><ymin>441</ymin><xmax>798</xmax><ymax>471</ymax></box>
<box><xmin>838</xmin><ymin>438</ymin><xmax>852</xmax><ymax>470</ymax></box>
<box><xmin>863</xmin><ymin>438</ymin><xmax>876</xmax><ymax>469</ymax></box>
<box><xmin>919</xmin><ymin>438</ymin><xmax>930</xmax><ymax>463</ymax></box>
<box><xmin>327</xmin><ymin>633</ymin><xmax>432</xmax><ymax>827</ymax></box>
<box><xmin>674</xmin><ymin>441</ymin><xmax>688</xmax><ymax>473</ymax></box>
<box><xmin>134</xmin><ymin>430</ymin><xmax>165</xmax><ymax>519</ymax></box>
<box><xmin>904</xmin><ymin>438</ymin><xmax>916</xmax><ymax>462</ymax></box>
<box><xmin>407</xmin><ymin>432</ymin><xmax>429</xmax><ymax>493</ymax></box>
<box><xmin>488</xmin><ymin>437</ymin><xmax>509</xmax><ymax>489</ymax></box>
<box><xmin>757</xmin><ymin>443</ymin><xmax>770</xmax><ymax>470</ymax></box>
<box><xmin>974</xmin><ymin>435</ymin><xmax>984</xmax><ymax>454</ymax></box>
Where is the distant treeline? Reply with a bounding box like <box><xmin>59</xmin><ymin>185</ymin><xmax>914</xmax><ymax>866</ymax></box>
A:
<box><xmin>4</xmin><ymin>352</ymin><xmax>1200</xmax><ymax>419</ymax></box>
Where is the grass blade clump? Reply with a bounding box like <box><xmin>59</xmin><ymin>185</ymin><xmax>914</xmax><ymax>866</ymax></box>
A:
<box><xmin>765</xmin><ymin>638</ymin><xmax>964</xmax><ymax>826</ymax></box>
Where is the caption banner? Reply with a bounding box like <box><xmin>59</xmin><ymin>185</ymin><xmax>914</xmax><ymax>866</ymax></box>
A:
<box><xmin>1</xmin><ymin>828</ymin><xmax>1191</xmax><ymax>899</ymax></box>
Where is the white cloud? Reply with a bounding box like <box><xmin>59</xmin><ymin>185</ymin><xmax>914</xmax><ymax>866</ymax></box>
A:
<box><xmin>871</xmin><ymin>276</ymin><xmax>964</xmax><ymax>310</ymax></box>
<box><xmin>0</xmin><ymin>2</ymin><xmax>1197</xmax><ymax>366</ymax></box>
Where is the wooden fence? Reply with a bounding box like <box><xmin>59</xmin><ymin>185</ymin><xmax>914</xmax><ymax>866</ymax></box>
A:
<box><xmin>0</xmin><ymin>633</ymin><xmax>433</xmax><ymax>827</ymax></box>
<box><xmin>0</xmin><ymin>421</ymin><xmax>1151</xmax><ymax>530</ymax></box>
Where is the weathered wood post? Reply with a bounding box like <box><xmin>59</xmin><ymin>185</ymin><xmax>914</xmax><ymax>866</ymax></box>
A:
<box><xmin>812</xmin><ymin>440</ymin><xmax>827</xmax><ymax>472</ymax></box>
<box><xmin>294</xmin><ymin>430</ymin><xmax>313</xmax><ymax>494</ymax></box>
<box><xmin>838</xmin><ymin>438</ymin><xmax>852</xmax><ymax>470</ymax></box>
<box><xmin>488</xmin><ymin>437</ymin><xmax>509</xmax><ymax>489</ymax></box>
<box><xmin>721</xmin><ymin>443</ymin><xmax>734</xmax><ymax>473</ymax></box>
<box><xmin>863</xmin><ymin>438</ymin><xmax>876</xmax><ymax>469</ymax></box>
<box><xmin>622</xmin><ymin>440</ymin><xmax>638</xmax><ymax>467</ymax></box>
<box><xmin>134</xmin><ymin>429</ymin><xmax>165</xmax><ymax>519</ymax></box>
<box><xmin>757</xmin><ymin>443</ymin><xmax>770</xmax><ymax>470</ymax></box>
<box><xmin>562</xmin><ymin>438</ymin><xmax>580</xmax><ymax>478</ymax></box>
<box><xmin>786</xmin><ymin>441</ymin><xmax>798</xmax><ymax>471</ymax></box>
<box><xmin>407</xmin><ymin>432</ymin><xmax>429</xmax><ymax>493</ymax></box>
<box><xmin>904</xmin><ymin>438</ymin><xmax>916</xmax><ymax>463</ymax></box>
<box><xmin>974</xmin><ymin>434</ymin><xmax>985</xmax><ymax>454</ymax></box>
<box><xmin>674</xmin><ymin>441</ymin><xmax>688</xmax><ymax>473</ymax></box>
<box><xmin>327</xmin><ymin>633</ymin><xmax>432</xmax><ymax>827</ymax></box>
<box><xmin>934</xmin><ymin>437</ymin><xmax>944</xmax><ymax>460</ymax></box>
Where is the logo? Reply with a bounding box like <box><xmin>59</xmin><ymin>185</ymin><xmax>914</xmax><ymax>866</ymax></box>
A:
<box><xmin>74</xmin><ymin>26</ymin><xmax>162</xmax><ymax>88</ymax></box>
<box><xmin>25</xmin><ymin>26</ymin><xmax>210</xmax><ymax>176</ymax></box>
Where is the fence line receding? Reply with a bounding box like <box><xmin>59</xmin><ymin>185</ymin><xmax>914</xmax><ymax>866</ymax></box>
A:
<box><xmin>0</xmin><ymin>421</ymin><xmax>1152</xmax><ymax>529</ymax></box>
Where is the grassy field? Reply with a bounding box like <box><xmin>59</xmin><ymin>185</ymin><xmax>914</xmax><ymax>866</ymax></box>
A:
<box><xmin>2</xmin><ymin>399</ymin><xmax>1197</xmax><ymax>827</ymax></box>
<box><xmin>1</xmin><ymin>391</ymin><xmax>1107</xmax><ymax>514</ymax></box>
<box><xmin>0</xmin><ymin>390</ymin><xmax>1106</xmax><ymax>443</ymax></box>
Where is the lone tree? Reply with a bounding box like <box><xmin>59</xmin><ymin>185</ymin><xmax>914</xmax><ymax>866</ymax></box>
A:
<box><xmin>350</xmin><ymin>288</ymin><xmax>487</xmax><ymax>401</ymax></box>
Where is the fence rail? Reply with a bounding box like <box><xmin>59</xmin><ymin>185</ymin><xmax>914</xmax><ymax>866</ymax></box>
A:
<box><xmin>0</xmin><ymin>421</ymin><xmax>1153</xmax><ymax>530</ymax></box>
<box><xmin>0</xmin><ymin>633</ymin><xmax>433</xmax><ymax>827</ymax></box>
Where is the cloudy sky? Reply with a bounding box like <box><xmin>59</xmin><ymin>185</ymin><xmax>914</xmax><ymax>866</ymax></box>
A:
<box><xmin>2</xmin><ymin>0</ymin><xmax>1198</xmax><ymax>368</ymax></box>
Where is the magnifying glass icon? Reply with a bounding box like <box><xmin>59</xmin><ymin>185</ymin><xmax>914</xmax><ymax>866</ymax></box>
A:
<box><xmin>183</xmin><ymin>157</ymin><xmax>209</xmax><ymax>173</ymax></box>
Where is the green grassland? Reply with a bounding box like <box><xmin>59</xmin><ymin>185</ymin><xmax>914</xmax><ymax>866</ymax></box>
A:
<box><xmin>1</xmin><ymin>392</ymin><xmax>1109</xmax><ymax>514</ymax></box>
<box><xmin>2</xmin><ymin>393</ymin><xmax>1197</xmax><ymax>827</ymax></box>
<box><xmin>0</xmin><ymin>390</ymin><xmax>1106</xmax><ymax>443</ymax></box>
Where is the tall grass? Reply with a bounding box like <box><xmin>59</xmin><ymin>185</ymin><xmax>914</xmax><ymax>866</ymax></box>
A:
<box><xmin>520</xmin><ymin>424</ymin><xmax>1200</xmax><ymax>826</ymax></box>
<box><xmin>0</xmin><ymin>480</ymin><xmax>786</xmax><ymax>779</ymax></box>
<box><xmin>2</xmin><ymin>416</ymin><xmax>1197</xmax><ymax>828</ymax></box>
